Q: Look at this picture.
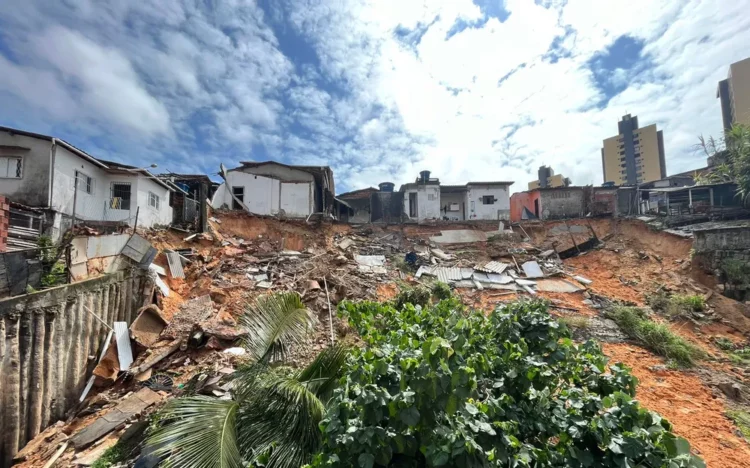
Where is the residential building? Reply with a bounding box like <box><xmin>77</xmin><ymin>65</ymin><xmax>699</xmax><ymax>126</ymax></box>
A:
<box><xmin>210</xmin><ymin>161</ymin><xmax>335</xmax><ymax>217</ymax></box>
<box><xmin>717</xmin><ymin>57</ymin><xmax>750</xmax><ymax>131</ymax></box>
<box><xmin>336</xmin><ymin>187</ymin><xmax>378</xmax><ymax>223</ymax></box>
<box><xmin>0</xmin><ymin>126</ymin><xmax>175</xmax><ymax>240</ymax></box>
<box><xmin>528</xmin><ymin>165</ymin><xmax>570</xmax><ymax>190</ymax></box>
<box><xmin>601</xmin><ymin>114</ymin><xmax>666</xmax><ymax>185</ymax></box>
<box><xmin>400</xmin><ymin>171</ymin><xmax>513</xmax><ymax>221</ymax></box>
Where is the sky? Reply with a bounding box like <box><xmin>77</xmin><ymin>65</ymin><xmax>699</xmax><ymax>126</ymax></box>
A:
<box><xmin>1</xmin><ymin>0</ymin><xmax>749</xmax><ymax>194</ymax></box>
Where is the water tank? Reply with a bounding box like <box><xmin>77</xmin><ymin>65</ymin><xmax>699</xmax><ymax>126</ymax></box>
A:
<box><xmin>419</xmin><ymin>170</ymin><xmax>431</xmax><ymax>183</ymax></box>
<box><xmin>379</xmin><ymin>182</ymin><xmax>395</xmax><ymax>192</ymax></box>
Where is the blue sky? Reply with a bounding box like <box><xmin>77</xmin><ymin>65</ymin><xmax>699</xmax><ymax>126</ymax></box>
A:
<box><xmin>1</xmin><ymin>0</ymin><xmax>749</xmax><ymax>193</ymax></box>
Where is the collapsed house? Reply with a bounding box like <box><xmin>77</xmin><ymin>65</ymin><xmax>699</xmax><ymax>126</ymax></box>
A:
<box><xmin>211</xmin><ymin>161</ymin><xmax>335</xmax><ymax>218</ymax></box>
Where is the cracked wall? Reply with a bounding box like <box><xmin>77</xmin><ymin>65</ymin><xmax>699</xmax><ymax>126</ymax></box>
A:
<box><xmin>0</xmin><ymin>270</ymin><xmax>147</xmax><ymax>467</ymax></box>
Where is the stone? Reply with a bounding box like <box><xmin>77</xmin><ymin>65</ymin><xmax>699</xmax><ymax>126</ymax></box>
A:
<box><xmin>717</xmin><ymin>382</ymin><xmax>743</xmax><ymax>400</ymax></box>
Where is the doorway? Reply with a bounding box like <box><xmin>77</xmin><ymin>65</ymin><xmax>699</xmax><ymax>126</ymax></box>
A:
<box><xmin>409</xmin><ymin>193</ymin><xmax>418</xmax><ymax>218</ymax></box>
<box><xmin>534</xmin><ymin>199</ymin><xmax>540</xmax><ymax>218</ymax></box>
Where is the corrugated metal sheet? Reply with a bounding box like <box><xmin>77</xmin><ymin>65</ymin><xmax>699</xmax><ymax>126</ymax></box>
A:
<box><xmin>122</xmin><ymin>234</ymin><xmax>157</xmax><ymax>268</ymax></box>
<box><xmin>86</xmin><ymin>234</ymin><xmax>129</xmax><ymax>258</ymax></box>
<box><xmin>474</xmin><ymin>261</ymin><xmax>509</xmax><ymax>274</ymax></box>
<box><xmin>486</xmin><ymin>274</ymin><xmax>513</xmax><ymax>284</ymax></box>
<box><xmin>521</xmin><ymin>261</ymin><xmax>544</xmax><ymax>278</ymax></box>
<box><xmin>415</xmin><ymin>265</ymin><xmax>432</xmax><ymax>278</ymax></box>
<box><xmin>166</xmin><ymin>250</ymin><xmax>185</xmax><ymax>279</ymax></box>
<box><xmin>433</xmin><ymin>267</ymin><xmax>462</xmax><ymax>283</ymax></box>
<box><xmin>460</xmin><ymin>268</ymin><xmax>474</xmax><ymax>279</ymax></box>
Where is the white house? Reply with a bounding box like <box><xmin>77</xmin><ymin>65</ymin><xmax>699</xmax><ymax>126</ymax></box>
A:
<box><xmin>0</xmin><ymin>126</ymin><xmax>175</xmax><ymax>239</ymax></box>
<box><xmin>211</xmin><ymin>161</ymin><xmax>335</xmax><ymax>217</ymax></box>
<box><xmin>399</xmin><ymin>171</ymin><xmax>514</xmax><ymax>221</ymax></box>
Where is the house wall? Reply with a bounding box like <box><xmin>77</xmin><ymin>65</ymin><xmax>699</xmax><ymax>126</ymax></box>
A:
<box><xmin>0</xmin><ymin>132</ymin><xmax>52</xmax><ymax>207</ymax></box>
<box><xmin>134</xmin><ymin>177</ymin><xmax>173</xmax><ymax>227</ymax></box>
<box><xmin>212</xmin><ymin>172</ymin><xmax>279</xmax><ymax>215</ymax></box>
<box><xmin>280</xmin><ymin>182</ymin><xmax>313</xmax><ymax>217</ymax></box>
<box><xmin>340</xmin><ymin>198</ymin><xmax>371</xmax><ymax>223</ymax></box>
<box><xmin>510</xmin><ymin>191</ymin><xmax>541</xmax><ymax>222</ymax></box>
<box><xmin>538</xmin><ymin>188</ymin><xmax>584</xmax><ymax>220</ymax></box>
<box><xmin>466</xmin><ymin>184</ymin><xmax>511</xmax><ymax>220</ymax></box>
<box><xmin>439</xmin><ymin>192</ymin><xmax>467</xmax><ymax>221</ymax></box>
<box><xmin>240</xmin><ymin>165</ymin><xmax>320</xmax><ymax>211</ymax></box>
<box><xmin>402</xmin><ymin>185</ymin><xmax>440</xmax><ymax>220</ymax></box>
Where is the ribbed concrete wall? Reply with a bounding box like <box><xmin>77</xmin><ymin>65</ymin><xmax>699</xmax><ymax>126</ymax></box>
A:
<box><xmin>0</xmin><ymin>270</ymin><xmax>147</xmax><ymax>467</ymax></box>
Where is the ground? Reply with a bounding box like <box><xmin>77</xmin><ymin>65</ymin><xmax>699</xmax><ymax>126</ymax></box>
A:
<box><xmin>12</xmin><ymin>213</ymin><xmax>750</xmax><ymax>467</ymax></box>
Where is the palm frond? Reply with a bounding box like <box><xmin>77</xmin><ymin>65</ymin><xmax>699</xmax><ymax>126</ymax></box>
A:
<box><xmin>235</xmin><ymin>371</ymin><xmax>327</xmax><ymax>468</ymax></box>
<box><xmin>240</xmin><ymin>292</ymin><xmax>315</xmax><ymax>362</ymax></box>
<box><xmin>296</xmin><ymin>344</ymin><xmax>349</xmax><ymax>401</ymax></box>
<box><xmin>147</xmin><ymin>397</ymin><xmax>241</xmax><ymax>468</ymax></box>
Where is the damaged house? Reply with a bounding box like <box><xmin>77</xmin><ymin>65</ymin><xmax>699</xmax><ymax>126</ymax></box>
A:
<box><xmin>0</xmin><ymin>127</ymin><xmax>177</xmax><ymax>242</ymax></box>
<box><xmin>211</xmin><ymin>161</ymin><xmax>335</xmax><ymax>218</ymax></box>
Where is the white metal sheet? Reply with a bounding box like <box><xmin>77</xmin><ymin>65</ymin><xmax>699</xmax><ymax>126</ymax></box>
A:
<box><xmin>114</xmin><ymin>322</ymin><xmax>133</xmax><ymax>371</ymax></box>
<box><xmin>166</xmin><ymin>250</ymin><xmax>185</xmax><ymax>279</ymax></box>
<box><xmin>86</xmin><ymin>234</ymin><xmax>129</xmax><ymax>259</ymax></box>
<box><xmin>521</xmin><ymin>261</ymin><xmax>544</xmax><ymax>278</ymax></box>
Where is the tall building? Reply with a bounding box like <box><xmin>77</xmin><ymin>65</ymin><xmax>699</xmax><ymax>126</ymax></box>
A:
<box><xmin>601</xmin><ymin>114</ymin><xmax>666</xmax><ymax>185</ymax></box>
<box><xmin>717</xmin><ymin>57</ymin><xmax>750</xmax><ymax>131</ymax></box>
<box><xmin>528</xmin><ymin>165</ymin><xmax>570</xmax><ymax>190</ymax></box>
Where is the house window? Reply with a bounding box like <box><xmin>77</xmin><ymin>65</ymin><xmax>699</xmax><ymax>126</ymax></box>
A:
<box><xmin>481</xmin><ymin>195</ymin><xmax>496</xmax><ymax>205</ymax></box>
<box><xmin>427</xmin><ymin>193</ymin><xmax>436</xmax><ymax>201</ymax></box>
<box><xmin>111</xmin><ymin>182</ymin><xmax>132</xmax><ymax>210</ymax></box>
<box><xmin>74</xmin><ymin>171</ymin><xmax>94</xmax><ymax>194</ymax></box>
<box><xmin>149</xmin><ymin>192</ymin><xmax>160</xmax><ymax>210</ymax></box>
<box><xmin>232</xmin><ymin>186</ymin><xmax>244</xmax><ymax>210</ymax></box>
<box><xmin>0</xmin><ymin>156</ymin><xmax>23</xmax><ymax>178</ymax></box>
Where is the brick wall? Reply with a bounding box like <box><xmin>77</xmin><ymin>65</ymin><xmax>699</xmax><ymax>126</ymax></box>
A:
<box><xmin>0</xmin><ymin>196</ymin><xmax>9</xmax><ymax>253</ymax></box>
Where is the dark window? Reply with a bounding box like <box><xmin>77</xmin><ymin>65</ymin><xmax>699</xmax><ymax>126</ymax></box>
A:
<box><xmin>232</xmin><ymin>186</ymin><xmax>244</xmax><ymax>210</ymax></box>
<box><xmin>111</xmin><ymin>182</ymin><xmax>132</xmax><ymax>210</ymax></box>
<box><xmin>75</xmin><ymin>171</ymin><xmax>93</xmax><ymax>194</ymax></box>
<box><xmin>481</xmin><ymin>195</ymin><xmax>496</xmax><ymax>205</ymax></box>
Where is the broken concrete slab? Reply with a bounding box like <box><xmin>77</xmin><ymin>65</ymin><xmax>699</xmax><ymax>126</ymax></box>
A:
<box><xmin>160</xmin><ymin>295</ymin><xmax>213</xmax><ymax>340</ymax></box>
<box><xmin>337</xmin><ymin>238</ymin><xmax>355</xmax><ymax>250</ymax></box>
<box><xmin>70</xmin><ymin>388</ymin><xmax>161</xmax><ymax>449</ymax></box>
<box><xmin>429</xmin><ymin>230</ymin><xmax>488</xmax><ymax>244</ymax></box>
<box><xmin>573</xmin><ymin>275</ymin><xmax>593</xmax><ymax>285</ymax></box>
<box><xmin>430</xmin><ymin>249</ymin><xmax>453</xmax><ymax>260</ymax></box>
<box><xmin>114</xmin><ymin>322</ymin><xmax>133</xmax><ymax>372</ymax></box>
<box><xmin>521</xmin><ymin>261</ymin><xmax>544</xmax><ymax>278</ymax></box>
<box><xmin>536</xmin><ymin>279</ymin><xmax>584</xmax><ymax>293</ymax></box>
<box><xmin>130</xmin><ymin>305</ymin><xmax>168</xmax><ymax>348</ymax></box>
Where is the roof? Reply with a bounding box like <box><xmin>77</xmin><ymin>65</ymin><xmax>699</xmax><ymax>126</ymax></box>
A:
<box><xmin>337</xmin><ymin>187</ymin><xmax>378</xmax><ymax>199</ymax></box>
<box><xmin>466</xmin><ymin>181</ymin><xmax>514</xmax><ymax>186</ymax></box>
<box><xmin>238</xmin><ymin>160</ymin><xmax>332</xmax><ymax>173</ymax></box>
<box><xmin>440</xmin><ymin>185</ymin><xmax>468</xmax><ymax>193</ymax></box>
<box><xmin>646</xmin><ymin>182</ymin><xmax>735</xmax><ymax>193</ymax></box>
<box><xmin>0</xmin><ymin>125</ymin><xmax>108</xmax><ymax>169</ymax></box>
<box><xmin>96</xmin><ymin>159</ymin><xmax>174</xmax><ymax>191</ymax></box>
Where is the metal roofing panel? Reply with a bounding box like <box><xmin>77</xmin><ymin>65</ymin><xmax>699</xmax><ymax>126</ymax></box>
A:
<box><xmin>472</xmin><ymin>272</ymin><xmax>490</xmax><ymax>283</ymax></box>
<box><xmin>415</xmin><ymin>265</ymin><xmax>432</xmax><ymax>278</ymax></box>
<box><xmin>486</xmin><ymin>274</ymin><xmax>513</xmax><ymax>284</ymax></box>
<box><xmin>166</xmin><ymin>250</ymin><xmax>185</xmax><ymax>279</ymax></box>
<box><xmin>521</xmin><ymin>261</ymin><xmax>544</xmax><ymax>278</ymax></box>
<box><xmin>475</xmin><ymin>261</ymin><xmax>509</xmax><ymax>274</ymax></box>
<box><xmin>114</xmin><ymin>322</ymin><xmax>133</xmax><ymax>371</ymax></box>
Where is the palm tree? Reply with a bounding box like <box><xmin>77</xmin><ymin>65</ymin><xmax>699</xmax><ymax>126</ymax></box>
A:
<box><xmin>147</xmin><ymin>292</ymin><xmax>348</xmax><ymax>468</ymax></box>
<box><xmin>696</xmin><ymin>124</ymin><xmax>750</xmax><ymax>202</ymax></box>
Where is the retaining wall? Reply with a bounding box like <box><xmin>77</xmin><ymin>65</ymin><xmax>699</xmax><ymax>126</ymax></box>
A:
<box><xmin>0</xmin><ymin>270</ymin><xmax>147</xmax><ymax>467</ymax></box>
<box><xmin>693</xmin><ymin>225</ymin><xmax>750</xmax><ymax>270</ymax></box>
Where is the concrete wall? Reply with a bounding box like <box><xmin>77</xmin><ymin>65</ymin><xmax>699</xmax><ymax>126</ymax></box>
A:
<box><xmin>342</xmin><ymin>198</ymin><xmax>371</xmax><ymax>223</ymax></box>
<box><xmin>0</xmin><ymin>196</ymin><xmax>8</xmax><ymax>253</ymax></box>
<box><xmin>693</xmin><ymin>225</ymin><xmax>750</xmax><ymax>270</ymax></box>
<box><xmin>211</xmin><ymin>172</ymin><xmax>313</xmax><ymax>218</ymax></box>
<box><xmin>0</xmin><ymin>132</ymin><xmax>52</xmax><ymax>207</ymax></box>
<box><xmin>239</xmin><ymin>164</ymin><xmax>320</xmax><ymax>211</ymax></box>
<box><xmin>402</xmin><ymin>185</ymin><xmax>440</xmax><ymax>220</ymax></box>
<box><xmin>466</xmin><ymin>184</ymin><xmax>511</xmax><ymax>220</ymax></box>
<box><xmin>729</xmin><ymin>57</ymin><xmax>750</xmax><ymax>127</ymax></box>
<box><xmin>539</xmin><ymin>188</ymin><xmax>584</xmax><ymax>220</ymax></box>
<box><xmin>439</xmin><ymin>191</ymin><xmax>466</xmax><ymax>221</ymax></box>
<box><xmin>0</xmin><ymin>270</ymin><xmax>147</xmax><ymax>466</ymax></box>
<box><xmin>280</xmin><ymin>182</ymin><xmax>313</xmax><ymax>217</ymax></box>
<box><xmin>134</xmin><ymin>177</ymin><xmax>173</xmax><ymax>227</ymax></box>
<box><xmin>637</xmin><ymin>124</ymin><xmax>664</xmax><ymax>184</ymax></box>
<box><xmin>510</xmin><ymin>191</ymin><xmax>541</xmax><ymax>222</ymax></box>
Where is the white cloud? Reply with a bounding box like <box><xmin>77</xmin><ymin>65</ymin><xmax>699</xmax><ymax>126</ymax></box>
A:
<box><xmin>0</xmin><ymin>0</ymin><xmax>749</xmax><ymax>194</ymax></box>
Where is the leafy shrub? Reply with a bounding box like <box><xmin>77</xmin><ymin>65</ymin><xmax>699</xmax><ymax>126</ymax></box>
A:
<box><xmin>727</xmin><ymin>410</ymin><xmax>750</xmax><ymax>441</ymax></box>
<box><xmin>713</xmin><ymin>336</ymin><xmax>735</xmax><ymax>351</ymax></box>
<box><xmin>431</xmin><ymin>282</ymin><xmax>452</xmax><ymax>301</ymax></box>
<box><xmin>647</xmin><ymin>292</ymin><xmax>705</xmax><ymax>318</ymax></box>
<box><xmin>720</xmin><ymin>258</ymin><xmax>750</xmax><ymax>290</ymax></box>
<box><xmin>606</xmin><ymin>307</ymin><xmax>705</xmax><ymax>367</ymax></box>
<box><xmin>392</xmin><ymin>285</ymin><xmax>431</xmax><ymax>310</ymax></box>
<box><xmin>317</xmin><ymin>299</ymin><xmax>704</xmax><ymax>467</ymax></box>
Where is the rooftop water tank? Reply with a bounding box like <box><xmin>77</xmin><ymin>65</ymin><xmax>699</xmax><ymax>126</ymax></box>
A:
<box><xmin>379</xmin><ymin>182</ymin><xmax>395</xmax><ymax>192</ymax></box>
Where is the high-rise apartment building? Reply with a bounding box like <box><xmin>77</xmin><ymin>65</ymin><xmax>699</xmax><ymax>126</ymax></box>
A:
<box><xmin>717</xmin><ymin>57</ymin><xmax>750</xmax><ymax>131</ymax></box>
<box><xmin>601</xmin><ymin>114</ymin><xmax>666</xmax><ymax>185</ymax></box>
<box><xmin>528</xmin><ymin>165</ymin><xmax>570</xmax><ymax>190</ymax></box>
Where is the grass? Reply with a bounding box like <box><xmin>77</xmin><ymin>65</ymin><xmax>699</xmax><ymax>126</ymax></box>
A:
<box><xmin>606</xmin><ymin>306</ymin><xmax>706</xmax><ymax>367</ymax></box>
<box><xmin>647</xmin><ymin>291</ymin><xmax>705</xmax><ymax>318</ymax></box>
<box><xmin>91</xmin><ymin>443</ymin><xmax>126</xmax><ymax>468</ymax></box>
<box><xmin>558</xmin><ymin>315</ymin><xmax>591</xmax><ymax>330</ymax></box>
<box><xmin>727</xmin><ymin>410</ymin><xmax>750</xmax><ymax>442</ymax></box>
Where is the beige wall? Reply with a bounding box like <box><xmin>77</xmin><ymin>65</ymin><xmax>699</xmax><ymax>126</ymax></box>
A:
<box><xmin>528</xmin><ymin>180</ymin><xmax>540</xmax><ymax>190</ymax></box>
<box><xmin>729</xmin><ymin>57</ymin><xmax>750</xmax><ymax>127</ymax></box>
<box><xmin>636</xmin><ymin>124</ymin><xmax>663</xmax><ymax>184</ymax></box>
<box><xmin>602</xmin><ymin>135</ymin><xmax>623</xmax><ymax>184</ymax></box>
<box><xmin>528</xmin><ymin>173</ymin><xmax>566</xmax><ymax>190</ymax></box>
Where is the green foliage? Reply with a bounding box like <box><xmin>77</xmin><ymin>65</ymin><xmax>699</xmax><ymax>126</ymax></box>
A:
<box><xmin>727</xmin><ymin>410</ymin><xmax>750</xmax><ymax>441</ymax></box>
<box><xmin>240</xmin><ymin>292</ymin><xmax>315</xmax><ymax>363</ymax></box>
<box><xmin>431</xmin><ymin>282</ymin><xmax>452</xmax><ymax>301</ymax></box>
<box><xmin>37</xmin><ymin>234</ymin><xmax>57</xmax><ymax>263</ymax></box>
<box><xmin>392</xmin><ymin>285</ymin><xmax>431</xmax><ymax>310</ymax></box>
<box><xmin>647</xmin><ymin>292</ymin><xmax>705</xmax><ymax>318</ymax></box>
<box><xmin>606</xmin><ymin>307</ymin><xmax>705</xmax><ymax>367</ymax></box>
<box><xmin>713</xmin><ymin>336</ymin><xmax>735</xmax><ymax>351</ymax></box>
<box><xmin>315</xmin><ymin>298</ymin><xmax>704</xmax><ymax>467</ymax></box>
<box><xmin>558</xmin><ymin>315</ymin><xmax>591</xmax><ymax>330</ymax></box>
<box><xmin>41</xmin><ymin>261</ymin><xmax>66</xmax><ymax>288</ymax></box>
<box><xmin>697</xmin><ymin>124</ymin><xmax>750</xmax><ymax>202</ymax></box>
<box><xmin>720</xmin><ymin>258</ymin><xmax>750</xmax><ymax>290</ymax></box>
<box><xmin>148</xmin><ymin>292</ymin><xmax>346</xmax><ymax>468</ymax></box>
<box><xmin>91</xmin><ymin>443</ymin><xmax>126</xmax><ymax>468</ymax></box>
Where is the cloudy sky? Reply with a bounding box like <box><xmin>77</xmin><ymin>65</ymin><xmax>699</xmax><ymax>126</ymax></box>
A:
<box><xmin>1</xmin><ymin>0</ymin><xmax>748</xmax><ymax>193</ymax></box>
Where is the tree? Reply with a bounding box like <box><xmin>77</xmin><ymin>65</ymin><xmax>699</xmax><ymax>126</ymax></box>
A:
<box><xmin>147</xmin><ymin>292</ymin><xmax>347</xmax><ymax>468</ymax></box>
<box><xmin>696</xmin><ymin>124</ymin><xmax>750</xmax><ymax>202</ymax></box>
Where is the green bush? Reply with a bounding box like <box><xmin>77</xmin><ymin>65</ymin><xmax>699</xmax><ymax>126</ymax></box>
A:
<box><xmin>392</xmin><ymin>285</ymin><xmax>431</xmax><ymax>310</ymax></box>
<box><xmin>606</xmin><ymin>307</ymin><xmax>706</xmax><ymax>367</ymax></box>
<box><xmin>720</xmin><ymin>258</ymin><xmax>750</xmax><ymax>290</ymax></box>
<box><xmin>315</xmin><ymin>299</ymin><xmax>704</xmax><ymax>467</ymax></box>
<box><xmin>558</xmin><ymin>315</ymin><xmax>591</xmax><ymax>330</ymax></box>
<box><xmin>431</xmin><ymin>282</ymin><xmax>452</xmax><ymax>301</ymax></box>
<box><xmin>647</xmin><ymin>292</ymin><xmax>705</xmax><ymax>318</ymax></box>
